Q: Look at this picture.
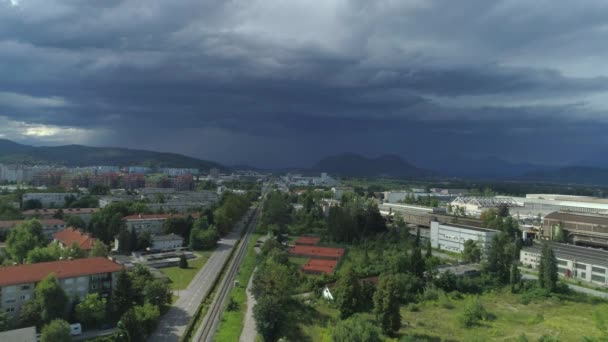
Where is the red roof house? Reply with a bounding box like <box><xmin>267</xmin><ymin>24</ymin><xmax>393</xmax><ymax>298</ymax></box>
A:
<box><xmin>53</xmin><ymin>227</ymin><xmax>98</xmax><ymax>251</ymax></box>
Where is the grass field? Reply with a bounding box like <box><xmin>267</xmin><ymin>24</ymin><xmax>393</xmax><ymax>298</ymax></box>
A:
<box><xmin>160</xmin><ymin>251</ymin><xmax>213</xmax><ymax>290</ymax></box>
<box><xmin>214</xmin><ymin>234</ymin><xmax>261</xmax><ymax>342</ymax></box>
<box><xmin>288</xmin><ymin>287</ymin><xmax>608</xmax><ymax>341</ymax></box>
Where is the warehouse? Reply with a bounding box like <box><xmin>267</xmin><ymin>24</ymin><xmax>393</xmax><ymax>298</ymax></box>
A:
<box><xmin>542</xmin><ymin>211</ymin><xmax>608</xmax><ymax>248</ymax></box>
<box><xmin>430</xmin><ymin>221</ymin><xmax>499</xmax><ymax>254</ymax></box>
<box><xmin>520</xmin><ymin>242</ymin><xmax>608</xmax><ymax>286</ymax></box>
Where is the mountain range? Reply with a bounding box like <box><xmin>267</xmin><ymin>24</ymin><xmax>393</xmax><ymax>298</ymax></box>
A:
<box><xmin>0</xmin><ymin>139</ymin><xmax>223</xmax><ymax>170</ymax></box>
<box><xmin>312</xmin><ymin>153</ymin><xmax>435</xmax><ymax>178</ymax></box>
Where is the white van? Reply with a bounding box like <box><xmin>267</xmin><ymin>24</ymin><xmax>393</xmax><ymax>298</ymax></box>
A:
<box><xmin>70</xmin><ymin>323</ymin><xmax>82</xmax><ymax>336</ymax></box>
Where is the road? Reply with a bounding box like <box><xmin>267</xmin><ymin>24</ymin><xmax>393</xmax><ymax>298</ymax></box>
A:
<box><xmin>149</xmin><ymin>208</ymin><xmax>256</xmax><ymax>342</ymax></box>
<box><xmin>193</xmin><ymin>207</ymin><xmax>260</xmax><ymax>342</ymax></box>
<box><xmin>522</xmin><ymin>274</ymin><xmax>608</xmax><ymax>299</ymax></box>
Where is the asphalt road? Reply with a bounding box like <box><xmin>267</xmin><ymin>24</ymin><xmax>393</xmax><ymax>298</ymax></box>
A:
<box><xmin>193</xmin><ymin>208</ymin><xmax>259</xmax><ymax>341</ymax></box>
<box><xmin>149</xmin><ymin>208</ymin><xmax>255</xmax><ymax>342</ymax></box>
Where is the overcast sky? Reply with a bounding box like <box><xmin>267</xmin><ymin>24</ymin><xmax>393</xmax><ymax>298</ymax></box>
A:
<box><xmin>1</xmin><ymin>0</ymin><xmax>608</xmax><ymax>168</ymax></box>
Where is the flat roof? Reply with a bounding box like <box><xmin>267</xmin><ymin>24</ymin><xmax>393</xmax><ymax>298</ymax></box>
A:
<box><xmin>436</xmin><ymin>222</ymin><xmax>500</xmax><ymax>233</ymax></box>
<box><xmin>523</xmin><ymin>242</ymin><xmax>608</xmax><ymax>268</ymax></box>
<box><xmin>544</xmin><ymin>211</ymin><xmax>608</xmax><ymax>226</ymax></box>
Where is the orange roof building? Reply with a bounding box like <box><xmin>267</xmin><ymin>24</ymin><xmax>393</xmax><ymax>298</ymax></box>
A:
<box><xmin>294</xmin><ymin>236</ymin><xmax>321</xmax><ymax>246</ymax></box>
<box><xmin>53</xmin><ymin>227</ymin><xmax>98</xmax><ymax>251</ymax></box>
<box><xmin>288</xmin><ymin>245</ymin><xmax>345</xmax><ymax>259</ymax></box>
<box><xmin>0</xmin><ymin>257</ymin><xmax>124</xmax><ymax>318</ymax></box>
<box><xmin>301</xmin><ymin>259</ymin><xmax>338</xmax><ymax>275</ymax></box>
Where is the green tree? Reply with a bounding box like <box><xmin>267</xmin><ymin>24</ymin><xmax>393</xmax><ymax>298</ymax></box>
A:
<box><xmin>62</xmin><ymin>242</ymin><xmax>87</xmax><ymax>260</ymax></box>
<box><xmin>76</xmin><ymin>293</ymin><xmax>106</xmax><ymax>328</ymax></box>
<box><xmin>335</xmin><ymin>265</ymin><xmax>360</xmax><ymax>319</ymax></box>
<box><xmin>426</xmin><ymin>238</ymin><xmax>433</xmax><ymax>259</ymax></box>
<box><xmin>17</xmin><ymin>300</ymin><xmax>41</xmax><ymax>328</ymax></box>
<box><xmin>6</xmin><ymin>219</ymin><xmax>46</xmax><ymax>262</ymax></box>
<box><xmin>144</xmin><ymin>280</ymin><xmax>172</xmax><ymax>311</ymax></box>
<box><xmin>0</xmin><ymin>310</ymin><xmax>10</xmax><ymax>332</ymax></box>
<box><xmin>252</xmin><ymin>254</ymin><xmax>294</xmax><ymax>300</ymax></box>
<box><xmin>90</xmin><ymin>241</ymin><xmax>109</xmax><ymax>257</ymax></box>
<box><xmin>410</xmin><ymin>244</ymin><xmax>425</xmax><ymax>278</ymax></box>
<box><xmin>112</xmin><ymin>271</ymin><xmax>133</xmax><ymax>316</ymax></box>
<box><xmin>36</xmin><ymin>274</ymin><xmax>68</xmax><ymax>323</ymax></box>
<box><xmin>463</xmin><ymin>240</ymin><xmax>482</xmax><ymax>263</ymax></box>
<box><xmin>179</xmin><ymin>254</ymin><xmax>188</xmax><ymax>269</ymax></box>
<box><xmin>373</xmin><ymin>274</ymin><xmax>401</xmax><ymax>336</ymax></box>
<box><xmin>40</xmin><ymin>319</ymin><xmax>71</xmax><ymax>342</ymax></box>
<box><xmin>189</xmin><ymin>226</ymin><xmax>219</xmax><ymax>250</ymax></box>
<box><xmin>483</xmin><ymin>233</ymin><xmax>515</xmax><ymax>284</ymax></box>
<box><xmin>539</xmin><ymin>244</ymin><xmax>558</xmax><ymax>292</ymax></box>
<box><xmin>254</xmin><ymin>296</ymin><xmax>284</xmax><ymax>342</ymax></box>
<box><xmin>510</xmin><ymin>262</ymin><xmax>522</xmax><ymax>293</ymax></box>
<box><xmin>459</xmin><ymin>297</ymin><xmax>489</xmax><ymax>327</ymax></box>
<box><xmin>22</xmin><ymin>199</ymin><xmax>42</xmax><ymax>211</ymax></box>
<box><xmin>64</xmin><ymin>215</ymin><xmax>86</xmax><ymax>230</ymax></box>
<box><xmin>332</xmin><ymin>314</ymin><xmax>382</xmax><ymax>342</ymax></box>
<box><xmin>0</xmin><ymin>203</ymin><xmax>23</xmax><ymax>220</ymax></box>
<box><xmin>118</xmin><ymin>308</ymin><xmax>144</xmax><ymax>342</ymax></box>
<box><xmin>134</xmin><ymin>303</ymin><xmax>160</xmax><ymax>336</ymax></box>
<box><xmin>137</xmin><ymin>231</ymin><xmax>153</xmax><ymax>251</ymax></box>
<box><xmin>26</xmin><ymin>243</ymin><xmax>62</xmax><ymax>263</ymax></box>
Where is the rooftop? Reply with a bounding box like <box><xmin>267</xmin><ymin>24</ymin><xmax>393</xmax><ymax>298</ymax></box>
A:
<box><xmin>436</xmin><ymin>221</ymin><xmax>500</xmax><ymax>233</ymax></box>
<box><xmin>0</xmin><ymin>326</ymin><xmax>37</xmax><ymax>342</ymax></box>
<box><xmin>123</xmin><ymin>213</ymin><xmax>200</xmax><ymax>221</ymax></box>
<box><xmin>544</xmin><ymin>211</ymin><xmax>608</xmax><ymax>226</ymax></box>
<box><xmin>523</xmin><ymin>241</ymin><xmax>608</xmax><ymax>268</ymax></box>
<box><xmin>53</xmin><ymin>227</ymin><xmax>98</xmax><ymax>250</ymax></box>
<box><xmin>0</xmin><ymin>257</ymin><xmax>123</xmax><ymax>287</ymax></box>
<box><xmin>22</xmin><ymin>207</ymin><xmax>99</xmax><ymax>216</ymax></box>
<box><xmin>153</xmin><ymin>233</ymin><xmax>184</xmax><ymax>242</ymax></box>
<box><xmin>0</xmin><ymin>218</ymin><xmax>66</xmax><ymax>230</ymax></box>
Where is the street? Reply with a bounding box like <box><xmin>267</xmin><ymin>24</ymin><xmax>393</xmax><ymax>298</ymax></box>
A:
<box><xmin>149</xmin><ymin>209</ymin><xmax>255</xmax><ymax>342</ymax></box>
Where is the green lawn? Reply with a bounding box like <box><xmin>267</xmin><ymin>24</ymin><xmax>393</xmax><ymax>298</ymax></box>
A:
<box><xmin>282</xmin><ymin>287</ymin><xmax>608</xmax><ymax>342</ymax></box>
<box><xmin>289</xmin><ymin>256</ymin><xmax>309</xmax><ymax>266</ymax></box>
<box><xmin>160</xmin><ymin>251</ymin><xmax>213</xmax><ymax>290</ymax></box>
<box><xmin>401</xmin><ymin>288</ymin><xmax>608</xmax><ymax>341</ymax></box>
<box><xmin>214</xmin><ymin>234</ymin><xmax>261</xmax><ymax>342</ymax></box>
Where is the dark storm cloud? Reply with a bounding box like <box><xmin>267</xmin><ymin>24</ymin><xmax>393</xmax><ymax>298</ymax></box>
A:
<box><xmin>1</xmin><ymin>0</ymin><xmax>608</xmax><ymax>167</ymax></box>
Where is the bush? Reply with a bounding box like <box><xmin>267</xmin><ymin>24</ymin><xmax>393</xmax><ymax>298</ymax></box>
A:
<box><xmin>419</xmin><ymin>285</ymin><xmax>442</xmax><ymax>302</ymax></box>
<box><xmin>408</xmin><ymin>303</ymin><xmax>419</xmax><ymax>312</ymax></box>
<box><xmin>458</xmin><ymin>297</ymin><xmax>491</xmax><ymax>327</ymax></box>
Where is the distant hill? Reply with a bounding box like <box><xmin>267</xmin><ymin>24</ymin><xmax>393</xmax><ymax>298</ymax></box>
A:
<box><xmin>415</xmin><ymin>155</ymin><xmax>550</xmax><ymax>179</ymax></box>
<box><xmin>519</xmin><ymin>166</ymin><xmax>608</xmax><ymax>186</ymax></box>
<box><xmin>312</xmin><ymin>153</ymin><xmax>435</xmax><ymax>178</ymax></box>
<box><xmin>0</xmin><ymin>139</ymin><xmax>224</xmax><ymax>170</ymax></box>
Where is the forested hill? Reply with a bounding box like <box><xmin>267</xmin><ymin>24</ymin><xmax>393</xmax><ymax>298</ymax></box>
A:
<box><xmin>0</xmin><ymin>139</ymin><xmax>224</xmax><ymax>170</ymax></box>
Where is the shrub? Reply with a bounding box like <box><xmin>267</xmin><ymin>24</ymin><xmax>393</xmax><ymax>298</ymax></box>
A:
<box><xmin>458</xmin><ymin>297</ymin><xmax>491</xmax><ymax>327</ymax></box>
<box><xmin>408</xmin><ymin>303</ymin><xmax>420</xmax><ymax>312</ymax></box>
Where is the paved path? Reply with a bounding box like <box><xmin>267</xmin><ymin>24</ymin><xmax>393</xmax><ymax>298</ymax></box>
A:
<box><xmin>522</xmin><ymin>274</ymin><xmax>608</xmax><ymax>299</ymax></box>
<box><xmin>239</xmin><ymin>267</ymin><xmax>258</xmax><ymax>342</ymax></box>
<box><xmin>149</xmin><ymin>209</ymin><xmax>253</xmax><ymax>342</ymax></box>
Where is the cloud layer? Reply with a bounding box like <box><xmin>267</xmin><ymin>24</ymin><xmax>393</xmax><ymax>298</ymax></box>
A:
<box><xmin>1</xmin><ymin>0</ymin><xmax>608</xmax><ymax>167</ymax></box>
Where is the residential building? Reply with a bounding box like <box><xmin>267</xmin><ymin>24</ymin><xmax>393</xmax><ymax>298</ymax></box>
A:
<box><xmin>542</xmin><ymin>211</ymin><xmax>608</xmax><ymax>247</ymax></box>
<box><xmin>0</xmin><ymin>258</ymin><xmax>123</xmax><ymax>319</ymax></box>
<box><xmin>123</xmin><ymin>213</ymin><xmax>199</xmax><ymax>235</ymax></box>
<box><xmin>331</xmin><ymin>187</ymin><xmax>354</xmax><ymax>200</ymax></box>
<box><xmin>60</xmin><ymin>173</ymin><xmax>89</xmax><ymax>190</ymax></box>
<box><xmin>520</xmin><ymin>242</ymin><xmax>608</xmax><ymax>286</ymax></box>
<box><xmin>30</xmin><ymin>170</ymin><xmax>64</xmax><ymax>187</ymax></box>
<box><xmin>121</xmin><ymin>173</ymin><xmax>145</xmax><ymax>190</ymax></box>
<box><xmin>173</xmin><ymin>174</ymin><xmax>194</xmax><ymax>191</ymax></box>
<box><xmin>22</xmin><ymin>207</ymin><xmax>99</xmax><ymax>224</ymax></box>
<box><xmin>430</xmin><ymin>221</ymin><xmax>499</xmax><ymax>254</ymax></box>
<box><xmin>22</xmin><ymin>192</ymin><xmax>79</xmax><ymax>208</ymax></box>
<box><xmin>161</xmin><ymin>168</ymin><xmax>199</xmax><ymax>177</ymax></box>
<box><xmin>151</xmin><ymin>233</ymin><xmax>184</xmax><ymax>250</ymax></box>
<box><xmin>126</xmin><ymin>166</ymin><xmax>151</xmax><ymax>174</ymax></box>
<box><xmin>88</xmin><ymin>172</ymin><xmax>119</xmax><ymax>188</ymax></box>
<box><xmin>383</xmin><ymin>191</ymin><xmax>410</xmax><ymax>203</ymax></box>
<box><xmin>0</xmin><ymin>219</ymin><xmax>67</xmax><ymax>239</ymax></box>
<box><xmin>53</xmin><ymin>228</ymin><xmax>98</xmax><ymax>251</ymax></box>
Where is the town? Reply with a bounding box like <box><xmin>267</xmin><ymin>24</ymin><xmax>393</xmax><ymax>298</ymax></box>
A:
<box><xmin>1</xmin><ymin>161</ymin><xmax>608</xmax><ymax>341</ymax></box>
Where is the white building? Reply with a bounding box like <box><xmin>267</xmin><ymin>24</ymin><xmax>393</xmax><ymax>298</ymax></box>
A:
<box><xmin>332</xmin><ymin>187</ymin><xmax>353</xmax><ymax>200</ymax></box>
<box><xmin>430</xmin><ymin>221</ymin><xmax>499</xmax><ymax>254</ymax></box>
<box><xmin>383</xmin><ymin>191</ymin><xmax>410</xmax><ymax>203</ymax></box>
<box><xmin>151</xmin><ymin>233</ymin><xmax>184</xmax><ymax>250</ymax></box>
<box><xmin>520</xmin><ymin>242</ymin><xmax>608</xmax><ymax>286</ymax></box>
<box><xmin>449</xmin><ymin>197</ymin><xmax>520</xmax><ymax>218</ymax></box>
<box><xmin>22</xmin><ymin>192</ymin><xmax>80</xmax><ymax>208</ymax></box>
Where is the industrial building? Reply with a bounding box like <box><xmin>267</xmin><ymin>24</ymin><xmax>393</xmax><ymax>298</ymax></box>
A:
<box><xmin>430</xmin><ymin>221</ymin><xmax>499</xmax><ymax>254</ymax></box>
<box><xmin>542</xmin><ymin>211</ymin><xmax>608</xmax><ymax>248</ymax></box>
<box><xmin>449</xmin><ymin>197</ymin><xmax>520</xmax><ymax>218</ymax></box>
<box><xmin>520</xmin><ymin>242</ymin><xmax>608</xmax><ymax>286</ymax></box>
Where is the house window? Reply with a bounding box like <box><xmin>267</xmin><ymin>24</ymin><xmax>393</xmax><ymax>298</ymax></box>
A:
<box><xmin>578</xmin><ymin>272</ymin><xmax>586</xmax><ymax>279</ymax></box>
<box><xmin>575</xmin><ymin>263</ymin><xmax>587</xmax><ymax>270</ymax></box>
<box><xmin>557</xmin><ymin>259</ymin><xmax>567</xmax><ymax>266</ymax></box>
<box><xmin>64</xmin><ymin>278</ymin><xmax>74</xmax><ymax>285</ymax></box>
<box><xmin>592</xmin><ymin>274</ymin><xmax>606</xmax><ymax>283</ymax></box>
<box><xmin>5</xmin><ymin>298</ymin><xmax>16</xmax><ymax>304</ymax></box>
<box><xmin>5</xmin><ymin>307</ymin><xmax>15</xmax><ymax>313</ymax></box>
<box><xmin>20</xmin><ymin>285</ymin><xmax>30</xmax><ymax>291</ymax></box>
<box><xmin>19</xmin><ymin>295</ymin><xmax>30</xmax><ymax>301</ymax></box>
<box><xmin>592</xmin><ymin>267</ymin><xmax>606</xmax><ymax>274</ymax></box>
